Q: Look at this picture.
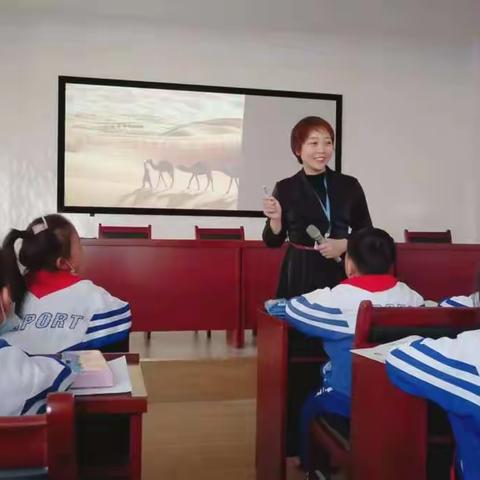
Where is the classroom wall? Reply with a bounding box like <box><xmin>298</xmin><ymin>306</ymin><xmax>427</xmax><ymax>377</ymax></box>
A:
<box><xmin>0</xmin><ymin>0</ymin><xmax>478</xmax><ymax>241</ymax></box>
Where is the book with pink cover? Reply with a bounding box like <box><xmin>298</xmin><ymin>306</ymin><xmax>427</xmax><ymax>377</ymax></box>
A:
<box><xmin>62</xmin><ymin>350</ymin><xmax>114</xmax><ymax>388</ymax></box>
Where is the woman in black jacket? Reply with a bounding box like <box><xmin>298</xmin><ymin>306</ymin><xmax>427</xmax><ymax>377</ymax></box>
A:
<box><xmin>262</xmin><ymin>115</ymin><xmax>372</xmax><ymax>458</ymax></box>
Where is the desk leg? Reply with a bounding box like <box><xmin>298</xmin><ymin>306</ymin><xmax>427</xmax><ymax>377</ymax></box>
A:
<box><xmin>256</xmin><ymin>314</ymin><xmax>288</xmax><ymax>480</ymax></box>
<box><xmin>129</xmin><ymin>414</ymin><xmax>143</xmax><ymax>480</ymax></box>
<box><xmin>226</xmin><ymin>328</ymin><xmax>245</xmax><ymax>348</ymax></box>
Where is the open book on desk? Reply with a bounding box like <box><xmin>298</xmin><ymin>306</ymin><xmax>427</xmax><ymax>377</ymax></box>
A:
<box><xmin>351</xmin><ymin>336</ymin><xmax>423</xmax><ymax>364</ymax></box>
<box><xmin>68</xmin><ymin>356</ymin><xmax>132</xmax><ymax>396</ymax></box>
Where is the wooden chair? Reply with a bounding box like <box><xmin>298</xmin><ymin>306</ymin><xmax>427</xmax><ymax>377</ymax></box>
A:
<box><xmin>308</xmin><ymin>301</ymin><xmax>480</xmax><ymax>480</ymax></box>
<box><xmin>98</xmin><ymin>225</ymin><xmax>151</xmax><ymax>340</ymax></box>
<box><xmin>194</xmin><ymin>226</ymin><xmax>244</xmax><ymax>338</ymax></box>
<box><xmin>404</xmin><ymin>229</ymin><xmax>452</xmax><ymax>244</ymax></box>
<box><xmin>195</xmin><ymin>226</ymin><xmax>245</xmax><ymax>241</ymax></box>
<box><xmin>0</xmin><ymin>393</ymin><xmax>77</xmax><ymax>480</ymax></box>
<box><xmin>98</xmin><ymin>224</ymin><xmax>152</xmax><ymax>239</ymax></box>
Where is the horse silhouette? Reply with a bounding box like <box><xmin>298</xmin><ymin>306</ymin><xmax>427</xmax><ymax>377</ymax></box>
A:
<box><xmin>177</xmin><ymin>162</ymin><xmax>214</xmax><ymax>191</ymax></box>
<box><xmin>143</xmin><ymin>159</ymin><xmax>174</xmax><ymax>189</ymax></box>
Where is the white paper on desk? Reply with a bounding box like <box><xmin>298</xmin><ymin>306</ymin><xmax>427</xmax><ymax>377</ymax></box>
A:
<box><xmin>351</xmin><ymin>336</ymin><xmax>423</xmax><ymax>364</ymax></box>
<box><xmin>69</xmin><ymin>356</ymin><xmax>132</xmax><ymax>396</ymax></box>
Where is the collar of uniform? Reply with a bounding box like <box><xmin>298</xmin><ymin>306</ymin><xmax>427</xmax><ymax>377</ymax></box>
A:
<box><xmin>340</xmin><ymin>274</ymin><xmax>398</xmax><ymax>292</ymax></box>
<box><xmin>27</xmin><ymin>270</ymin><xmax>82</xmax><ymax>298</ymax></box>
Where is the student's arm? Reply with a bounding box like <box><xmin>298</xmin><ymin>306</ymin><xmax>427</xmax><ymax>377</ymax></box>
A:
<box><xmin>0</xmin><ymin>340</ymin><xmax>75</xmax><ymax>416</ymax></box>
<box><xmin>265</xmin><ymin>289</ymin><xmax>353</xmax><ymax>340</ymax></box>
<box><xmin>68</xmin><ymin>286</ymin><xmax>132</xmax><ymax>351</ymax></box>
<box><xmin>439</xmin><ymin>292</ymin><xmax>478</xmax><ymax>308</ymax></box>
<box><xmin>386</xmin><ymin>335</ymin><xmax>480</xmax><ymax>418</ymax></box>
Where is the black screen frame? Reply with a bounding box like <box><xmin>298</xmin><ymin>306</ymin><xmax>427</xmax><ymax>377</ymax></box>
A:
<box><xmin>57</xmin><ymin>75</ymin><xmax>342</xmax><ymax>217</ymax></box>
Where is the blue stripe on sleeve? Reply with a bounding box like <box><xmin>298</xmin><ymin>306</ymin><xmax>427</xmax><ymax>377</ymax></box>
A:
<box><xmin>284</xmin><ymin>307</ymin><xmax>351</xmax><ymax>340</ymax></box>
<box><xmin>21</xmin><ymin>365</ymin><xmax>73</xmax><ymax>415</ymax></box>
<box><xmin>287</xmin><ymin>301</ymin><xmax>349</xmax><ymax>328</ymax></box>
<box><xmin>86</xmin><ymin>316</ymin><xmax>132</xmax><ymax>334</ymax></box>
<box><xmin>296</xmin><ymin>296</ymin><xmax>343</xmax><ymax>315</ymax></box>
<box><xmin>411</xmin><ymin>340</ymin><xmax>479</xmax><ymax>376</ymax></box>
<box><xmin>386</xmin><ymin>361</ymin><xmax>480</xmax><ymax>419</ymax></box>
<box><xmin>91</xmin><ymin>304</ymin><xmax>130</xmax><ymax>321</ymax></box>
<box><xmin>390</xmin><ymin>349</ymin><xmax>480</xmax><ymax>397</ymax></box>
<box><xmin>444</xmin><ymin>298</ymin><xmax>468</xmax><ymax>308</ymax></box>
<box><xmin>69</xmin><ymin>329</ymin><xmax>129</xmax><ymax>350</ymax></box>
<box><xmin>0</xmin><ymin>339</ymin><xmax>10</xmax><ymax>350</ymax></box>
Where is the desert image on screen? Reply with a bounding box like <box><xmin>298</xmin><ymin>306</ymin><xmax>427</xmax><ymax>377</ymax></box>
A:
<box><xmin>64</xmin><ymin>84</ymin><xmax>244</xmax><ymax>211</ymax></box>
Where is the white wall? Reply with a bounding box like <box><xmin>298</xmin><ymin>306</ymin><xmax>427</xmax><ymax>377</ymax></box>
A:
<box><xmin>0</xmin><ymin>0</ymin><xmax>478</xmax><ymax>241</ymax></box>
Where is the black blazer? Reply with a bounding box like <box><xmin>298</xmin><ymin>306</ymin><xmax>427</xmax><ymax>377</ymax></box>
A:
<box><xmin>263</xmin><ymin>167</ymin><xmax>371</xmax><ymax>247</ymax></box>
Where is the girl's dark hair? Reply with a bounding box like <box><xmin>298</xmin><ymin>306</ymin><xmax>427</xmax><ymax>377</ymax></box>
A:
<box><xmin>347</xmin><ymin>227</ymin><xmax>396</xmax><ymax>275</ymax></box>
<box><xmin>0</xmin><ymin>247</ymin><xmax>26</xmax><ymax>314</ymax></box>
<box><xmin>2</xmin><ymin>214</ymin><xmax>76</xmax><ymax>309</ymax></box>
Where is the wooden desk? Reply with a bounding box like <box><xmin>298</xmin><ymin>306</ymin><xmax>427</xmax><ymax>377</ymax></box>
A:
<box><xmin>82</xmin><ymin>239</ymin><xmax>243</xmax><ymax>346</ymax></box>
<box><xmin>241</xmin><ymin>242</ymin><xmax>285</xmax><ymax>331</ymax></box>
<box><xmin>256</xmin><ymin>311</ymin><xmax>325</xmax><ymax>480</ymax></box>
<box><xmin>81</xmin><ymin>239</ymin><xmax>480</xmax><ymax>348</ymax></box>
<box><xmin>75</xmin><ymin>353</ymin><xmax>147</xmax><ymax>480</ymax></box>
<box><xmin>350</xmin><ymin>354</ymin><xmax>427</xmax><ymax>480</ymax></box>
<box><xmin>256</xmin><ymin>312</ymin><xmax>288</xmax><ymax>480</ymax></box>
<box><xmin>395</xmin><ymin>243</ymin><xmax>480</xmax><ymax>300</ymax></box>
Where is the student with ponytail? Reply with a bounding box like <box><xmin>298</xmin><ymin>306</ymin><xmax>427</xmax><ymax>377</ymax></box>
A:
<box><xmin>0</xmin><ymin>248</ymin><xmax>75</xmax><ymax>415</ymax></box>
<box><xmin>1</xmin><ymin>214</ymin><xmax>131</xmax><ymax>354</ymax></box>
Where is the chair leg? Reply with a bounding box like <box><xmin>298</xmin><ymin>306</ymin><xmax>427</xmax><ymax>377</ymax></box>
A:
<box><xmin>206</xmin><ymin>330</ymin><xmax>212</xmax><ymax>339</ymax></box>
<box><xmin>145</xmin><ymin>331</ymin><xmax>152</xmax><ymax>340</ymax></box>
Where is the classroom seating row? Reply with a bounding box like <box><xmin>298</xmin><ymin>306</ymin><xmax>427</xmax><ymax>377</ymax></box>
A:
<box><xmin>256</xmin><ymin>303</ymin><xmax>480</xmax><ymax>480</ymax></box>
<box><xmin>0</xmin><ymin>353</ymin><xmax>147</xmax><ymax>480</ymax></box>
<box><xmin>81</xmin><ymin>239</ymin><xmax>480</xmax><ymax>347</ymax></box>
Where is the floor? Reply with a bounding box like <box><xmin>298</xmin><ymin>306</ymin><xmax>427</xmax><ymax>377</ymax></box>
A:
<box><xmin>134</xmin><ymin>331</ymin><xmax>324</xmax><ymax>480</ymax></box>
<box><xmin>134</xmin><ymin>331</ymin><xmax>257</xmax><ymax>480</ymax></box>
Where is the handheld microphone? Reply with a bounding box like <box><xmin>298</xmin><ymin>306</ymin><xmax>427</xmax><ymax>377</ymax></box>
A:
<box><xmin>306</xmin><ymin>225</ymin><xmax>342</xmax><ymax>263</ymax></box>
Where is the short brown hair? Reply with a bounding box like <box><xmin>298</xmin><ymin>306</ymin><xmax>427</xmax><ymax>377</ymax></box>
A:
<box><xmin>290</xmin><ymin>116</ymin><xmax>335</xmax><ymax>164</ymax></box>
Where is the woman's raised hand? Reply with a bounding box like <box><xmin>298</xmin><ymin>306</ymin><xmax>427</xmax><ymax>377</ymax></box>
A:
<box><xmin>263</xmin><ymin>196</ymin><xmax>282</xmax><ymax>220</ymax></box>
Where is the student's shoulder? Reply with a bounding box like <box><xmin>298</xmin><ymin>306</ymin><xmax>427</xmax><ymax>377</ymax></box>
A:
<box><xmin>300</xmin><ymin>286</ymin><xmax>349</xmax><ymax>311</ymax></box>
<box><xmin>394</xmin><ymin>281</ymin><xmax>424</xmax><ymax>300</ymax></box>
<box><xmin>71</xmin><ymin>279</ymin><xmax>129</xmax><ymax>307</ymax></box>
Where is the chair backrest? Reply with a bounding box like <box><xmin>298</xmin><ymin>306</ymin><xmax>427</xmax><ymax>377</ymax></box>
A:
<box><xmin>404</xmin><ymin>229</ymin><xmax>452</xmax><ymax>244</ymax></box>
<box><xmin>0</xmin><ymin>393</ymin><xmax>77</xmax><ymax>479</ymax></box>
<box><xmin>354</xmin><ymin>300</ymin><xmax>480</xmax><ymax>348</ymax></box>
<box><xmin>98</xmin><ymin>224</ymin><xmax>152</xmax><ymax>239</ymax></box>
<box><xmin>194</xmin><ymin>226</ymin><xmax>245</xmax><ymax>241</ymax></box>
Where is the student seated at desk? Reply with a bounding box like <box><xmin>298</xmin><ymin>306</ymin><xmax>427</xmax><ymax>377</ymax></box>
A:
<box><xmin>1</xmin><ymin>214</ymin><xmax>131</xmax><ymax>354</ymax></box>
<box><xmin>386</xmin><ymin>330</ymin><xmax>480</xmax><ymax>480</ymax></box>
<box><xmin>265</xmin><ymin>227</ymin><xmax>424</xmax><ymax>469</ymax></box>
<box><xmin>0</xmin><ymin>248</ymin><xmax>74</xmax><ymax>415</ymax></box>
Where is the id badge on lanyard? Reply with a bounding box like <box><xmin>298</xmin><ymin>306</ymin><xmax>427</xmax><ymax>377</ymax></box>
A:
<box><xmin>312</xmin><ymin>176</ymin><xmax>331</xmax><ymax>237</ymax></box>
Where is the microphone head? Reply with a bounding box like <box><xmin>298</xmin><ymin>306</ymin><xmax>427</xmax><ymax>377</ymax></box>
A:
<box><xmin>306</xmin><ymin>224</ymin><xmax>322</xmax><ymax>240</ymax></box>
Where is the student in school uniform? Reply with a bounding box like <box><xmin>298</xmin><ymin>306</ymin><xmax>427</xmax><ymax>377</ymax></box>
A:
<box><xmin>386</xmin><ymin>330</ymin><xmax>480</xmax><ymax>480</ymax></box>
<box><xmin>1</xmin><ymin>214</ymin><xmax>131</xmax><ymax>354</ymax></box>
<box><xmin>0</xmin><ymin>248</ymin><xmax>75</xmax><ymax>416</ymax></box>
<box><xmin>265</xmin><ymin>227</ymin><xmax>424</xmax><ymax>469</ymax></box>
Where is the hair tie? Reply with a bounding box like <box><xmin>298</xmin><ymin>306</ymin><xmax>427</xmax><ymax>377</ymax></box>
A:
<box><xmin>31</xmin><ymin>216</ymin><xmax>48</xmax><ymax>235</ymax></box>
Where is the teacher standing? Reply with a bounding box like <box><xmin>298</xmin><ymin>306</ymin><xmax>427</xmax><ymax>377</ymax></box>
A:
<box><xmin>262</xmin><ymin>115</ymin><xmax>372</xmax><ymax>457</ymax></box>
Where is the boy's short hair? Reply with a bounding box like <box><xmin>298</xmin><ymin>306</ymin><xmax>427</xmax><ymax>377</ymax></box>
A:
<box><xmin>347</xmin><ymin>227</ymin><xmax>396</xmax><ymax>275</ymax></box>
